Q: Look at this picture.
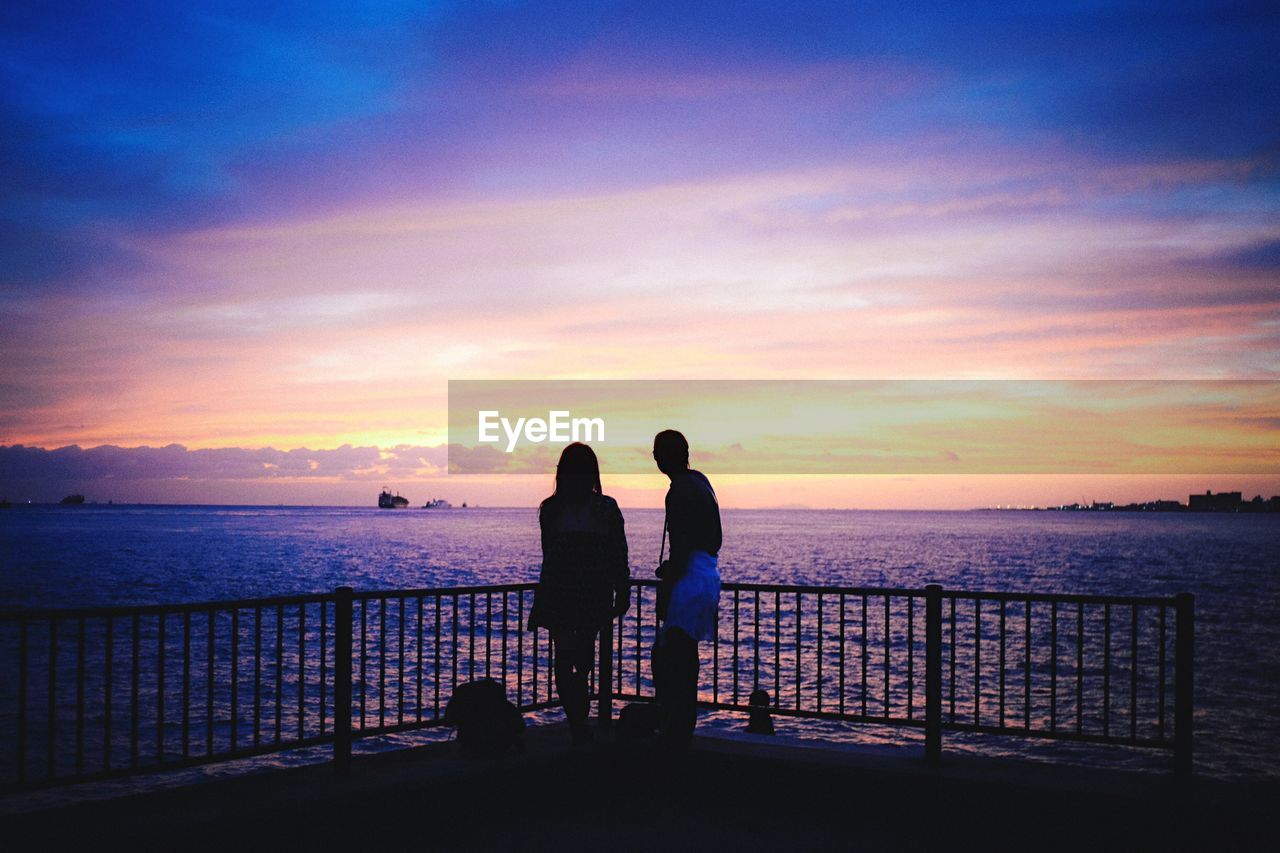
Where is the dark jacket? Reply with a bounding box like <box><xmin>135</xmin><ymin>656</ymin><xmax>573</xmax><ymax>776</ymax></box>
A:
<box><xmin>665</xmin><ymin>469</ymin><xmax>721</xmax><ymax>574</ymax></box>
<box><xmin>528</xmin><ymin>493</ymin><xmax>629</xmax><ymax>632</ymax></box>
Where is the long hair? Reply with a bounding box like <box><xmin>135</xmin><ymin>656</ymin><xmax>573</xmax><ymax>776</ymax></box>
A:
<box><xmin>541</xmin><ymin>443</ymin><xmax>602</xmax><ymax>522</ymax></box>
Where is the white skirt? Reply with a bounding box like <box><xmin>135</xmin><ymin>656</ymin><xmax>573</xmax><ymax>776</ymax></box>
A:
<box><xmin>662</xmin><ymin>550</ymin><xmax>721</xmax><ymax>642</ymax></box>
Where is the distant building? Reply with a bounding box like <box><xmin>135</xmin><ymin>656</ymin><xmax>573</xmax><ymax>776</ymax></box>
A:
<box><xmin>1041</xmin><ymin>491</ymin><xmax>1276</xmax><ymax>513</ymax></box>
<box><xmin>1188</xmin><ymin>490</ymin><xmax>1242</xmax><ymax>512</ymax></box>
<box><xmin>1118</xmin><ymin>499</ymin><xmax>1185</xmax><ymax>511</ymax></box>
<box><xmin>1245</xmin><ymin>495</ymin><xmax>1280</xmax><ymax>513</ymax></box>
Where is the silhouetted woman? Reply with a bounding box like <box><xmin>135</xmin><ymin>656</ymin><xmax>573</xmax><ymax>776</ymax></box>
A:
<box><xmin>528</xmin><ymin>443</ymin><xmax>630</xmax><ymax>744</ymax></box>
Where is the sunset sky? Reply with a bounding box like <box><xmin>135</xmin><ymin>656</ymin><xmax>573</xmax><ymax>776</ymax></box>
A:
<box><xmin>1</xmin><ymin>1</ymin><xmax>1277</xmax><ymax>507</ymax></box>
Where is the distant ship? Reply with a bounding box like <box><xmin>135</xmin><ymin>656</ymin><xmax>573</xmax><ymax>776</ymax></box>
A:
<box><xmin>422</xmin><ymin>498</ymin><xmax>452</xmax><ymax>509</ymax></box>
<box><xmin>378</xmin><ymin>488</ymin><xmax>409</xmax><ymax>509</ymax></box>
<box><xmin>60</xmin><ymin>494</ymin><xmax>86</xmax><ymax>505</ymax></box>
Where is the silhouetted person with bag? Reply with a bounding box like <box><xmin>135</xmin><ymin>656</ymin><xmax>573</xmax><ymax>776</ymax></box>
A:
<box><xmin>528</xmin><ymin>443</ymin><xmax>630</xmax><ymax>744</ymax></box>
<box><xmin>652</xmin><ymin>429</ymin><xmax>722</xmax><ymax>751</ymax></box>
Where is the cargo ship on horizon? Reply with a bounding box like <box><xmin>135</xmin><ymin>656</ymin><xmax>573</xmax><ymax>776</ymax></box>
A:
<box><xmin>377</xmin><ymin>488</ymin><xmax>409</xmax><ymax>509</ymax></box>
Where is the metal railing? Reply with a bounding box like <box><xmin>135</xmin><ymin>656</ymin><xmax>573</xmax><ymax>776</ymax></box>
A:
<box><xmin>0</xmin><ymin>584</ymin><xmax>558</xmax><ymax>791</ymax></box>
<box><xmin>0</xmin><ymin>581</ymin><xmax>1192</xmax><ymax>791</ymax></box>
<box><xmin>611</xmin><ymin>583</ymin><xmax>1191</xmax><ymax>772</ymax></box>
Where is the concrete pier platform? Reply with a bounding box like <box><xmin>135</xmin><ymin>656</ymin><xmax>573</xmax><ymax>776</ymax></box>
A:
<box><xmin>6</xmin><ymin>723</ymin><xmax>1274</xmax><ymax>851</ymax></box>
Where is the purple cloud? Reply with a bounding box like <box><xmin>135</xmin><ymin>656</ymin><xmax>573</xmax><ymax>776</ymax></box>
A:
<box><xmin>0</xmin><ymin>443</ymin><xmax>449</xmax><ymax>482</ymax></box>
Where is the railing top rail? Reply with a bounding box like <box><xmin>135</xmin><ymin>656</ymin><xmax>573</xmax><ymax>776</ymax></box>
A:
<box><xmin>0</xmin><ymin>579</ymin><xmax>1180</xmax><ymax>621</ymax></box>
<box><xmin>0</xmin><ymin>590</ymin><xmax>335</xmax><ymax>622</ymax></box>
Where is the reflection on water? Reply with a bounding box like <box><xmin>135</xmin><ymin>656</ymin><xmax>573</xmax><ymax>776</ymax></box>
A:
<box><xmin>1</xmin><ymin>506</ymin><xmax>1276</xmax><ymax>783</ymax></box>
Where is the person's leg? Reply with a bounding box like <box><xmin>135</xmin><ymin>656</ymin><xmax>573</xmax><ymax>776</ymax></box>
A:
<box><xmin>552</xmin><ymin>627</ymin><xmax>597</xmax><ymax>742</ymax></box>
<box><xmin>571</xmin><ymin>627</ymin><xmax>598</xmax><ymax>739</ymax></box>
<box><xmin>651</xmin><ymin>639</ymin><xmax>668</xmax><ymax>705</ymax></box>
<box><xmin>658</xmin><ymin>626</ymin><xmax>699</xmax><ymax>750</ymax></box>
<box><xmin>552</xmin><ymin>630</ymin><xmax>587</xmax><ymax>727</ymax></box>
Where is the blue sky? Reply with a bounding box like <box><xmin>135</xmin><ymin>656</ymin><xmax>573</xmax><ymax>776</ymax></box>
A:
<box><xmin>1</xmin><ymin>1</ymin><xmax>1277</xmax><ymax>505</ymax></box>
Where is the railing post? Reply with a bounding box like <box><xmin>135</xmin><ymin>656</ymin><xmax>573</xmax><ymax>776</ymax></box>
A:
<box><xmin>598</xmin><ymin>618</ymin><xmax>614</xmax><ymax>728</ymax></box>
<box><xmin>334</xmin><ymin>586</ymin><xmax>353</xmax><ymax>775</ymax></box>
<box><xmin>1174</xmin><ymin>592</ymin><xmax>1194</xmax><ymax>775</ymax></box>
<box><xmin>925</xmin><ymin>585</ymin><xmax>942</xmax><ymax>764</ymax></box>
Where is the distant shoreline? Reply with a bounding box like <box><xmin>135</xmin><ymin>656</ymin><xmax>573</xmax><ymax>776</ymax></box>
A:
<box><xmin>3</xmin><ymin>502</ymin><xmax>1279</xmax><ymax>514</ymax></box>
<box><xmin>990</xmin><ymin>490</ymin><xmax>1280</xmax><ymax>514</ymax></box>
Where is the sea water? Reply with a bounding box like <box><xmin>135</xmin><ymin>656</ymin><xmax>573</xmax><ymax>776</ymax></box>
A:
<box><xmin>1</xmin><ymin>505</ymin><xmax>1277</xmax><ymax>783</ymax></box>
